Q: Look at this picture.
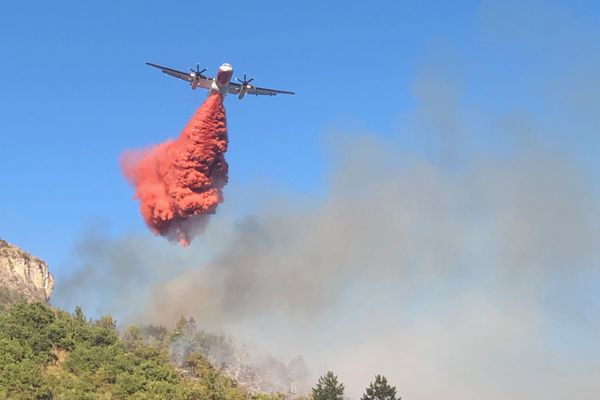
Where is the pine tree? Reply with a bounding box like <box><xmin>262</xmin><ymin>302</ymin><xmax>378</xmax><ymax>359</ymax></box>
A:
<box><xmin>361</xmin><ymin>375</ymin><xmax>400</xmax><ymax>400</ymax></box>
<box><xmin>312</xmin><ymin>371</ymin><xmax>344</xmax><ymax>400</ymax></box>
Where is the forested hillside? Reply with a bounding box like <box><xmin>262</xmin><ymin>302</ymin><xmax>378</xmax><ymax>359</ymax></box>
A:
<box><xmin>0</xmin><ymin>302</ymin><xmax>285</xmax><ymax>400</ymax></box>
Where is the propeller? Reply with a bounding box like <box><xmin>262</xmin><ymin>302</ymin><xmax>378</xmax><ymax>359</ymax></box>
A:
<box><xmin>236</xmin><ymin>73</ymin><xmax>255</xmax><ymax>87</ymax></box>
<box><xmin>189</xmin><ymin>64</ymin><xmax>207</xmax><ymax>76</ymax></box>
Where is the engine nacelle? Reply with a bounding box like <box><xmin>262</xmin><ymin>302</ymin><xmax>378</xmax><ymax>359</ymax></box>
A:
<box><xmin>238</xmin><ymin>86</ymin><xmax>249</xmax><ymax>99</ymax></box>
<box><xmin>190</xmin><ymin>76</ymin><xmax>199</xmax><ymax>90</ymax></box>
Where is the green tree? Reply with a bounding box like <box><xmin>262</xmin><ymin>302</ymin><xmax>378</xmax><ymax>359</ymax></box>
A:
<box><xmin>95</xmin><ymin>315</ymin><xmax>117</xmax><ymax>330</ymax></box>
<box><xmin>361</xmin><ymin>375</ymin><xmax>400</xmax><ymax>400</ymax></box>
<box><xmin>122</xmin><ymin>325</ymin><xmax>144</xmax><ymax>350</ymax></box>
<box><xmin>73</xmin><ymin>306</ymin><xmax>85</xmax><ymax>323</ymax></box>
<box><xmin>312</xmin><ymin>371</ymin><xmax>344</xmax><ymax>400</ymax></box>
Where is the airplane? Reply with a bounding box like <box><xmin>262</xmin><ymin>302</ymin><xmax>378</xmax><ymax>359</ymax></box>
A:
<box><xmin>145</xmin><ymin>62</ymin><xmax>295</xmax><ymax>99</ymax></box>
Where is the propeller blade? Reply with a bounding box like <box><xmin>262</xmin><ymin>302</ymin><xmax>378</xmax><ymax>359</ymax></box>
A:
<box><xmin>236</xmin><ymin>73</ymin><xmax>255</xmax><ymax>86</ymax></box>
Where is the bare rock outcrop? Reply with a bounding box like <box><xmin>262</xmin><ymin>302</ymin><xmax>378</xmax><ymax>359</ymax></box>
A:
<box><xmin>0</xmin><ymin>239</ymin><xmax>54</xmax><ymax>307</ymax></box>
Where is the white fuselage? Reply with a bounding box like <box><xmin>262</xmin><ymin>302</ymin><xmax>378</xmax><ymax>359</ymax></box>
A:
<box><xmin>210</xmin><ymin>63</ymin><xmax>233</xmax><ymax>96</ymax></box>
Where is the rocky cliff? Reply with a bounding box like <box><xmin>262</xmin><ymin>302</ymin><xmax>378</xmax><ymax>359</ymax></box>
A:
<box><xmin>0</xmin><ymin>239</ymin><xmax>54</xmax><ymax>308</ymax></box>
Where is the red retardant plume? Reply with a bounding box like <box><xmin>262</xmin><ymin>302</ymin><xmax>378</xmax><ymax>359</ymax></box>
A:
<box><xmin>121</xmin><ymin>94</ymin><xmax>228</xmax><ymax>246</ymax></box>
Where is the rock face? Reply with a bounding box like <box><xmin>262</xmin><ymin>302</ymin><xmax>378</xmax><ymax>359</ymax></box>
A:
<box><xmin>0</xmin><ymin>239</ymin><xmax>54</xmax><ymax>306</ymax></box>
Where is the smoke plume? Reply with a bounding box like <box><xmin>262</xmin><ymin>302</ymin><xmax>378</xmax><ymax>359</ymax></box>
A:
<box><xmin>56</xmin><ymin>129</ymin><xmax>600</xmax><ymax>398</ymax></box>
<box><xmin>121</xmin><ymin>94</ymin><xmax>228</xmax><ymax>246</ymax></box>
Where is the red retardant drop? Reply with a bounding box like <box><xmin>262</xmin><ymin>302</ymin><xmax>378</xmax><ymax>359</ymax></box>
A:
<box><xmin>121</xmin><ymin>94</ymin><xmax>228</xmax><ymax>246</ymax></box>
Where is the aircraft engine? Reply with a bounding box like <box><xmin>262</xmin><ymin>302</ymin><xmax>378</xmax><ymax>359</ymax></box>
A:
<box><xmin>188</xmin><ymin>64</ymin><xmax>206</xmax><ymax>91</ymax></box>
<box><xmin>190</xmin><ymin>77</ymin><xmax>199</xmax><ymax>90</ymax></box>
<box><xmin>236</xmin><ymin>74</ymin><xmax>254</xmax><ymax>100</ymax></box>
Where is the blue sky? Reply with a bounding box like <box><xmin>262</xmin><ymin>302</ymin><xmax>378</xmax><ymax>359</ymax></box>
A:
<box><xmin>1</xmin><ymin>0</ymin><xmax>599</xmax><ymax>278</ymax></box>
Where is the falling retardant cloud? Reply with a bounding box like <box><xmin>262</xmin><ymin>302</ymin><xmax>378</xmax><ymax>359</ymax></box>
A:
<box><xmin>121</xmin><ymin>94</ymin><xmax>228</xmax><ymax>246</ymax></box>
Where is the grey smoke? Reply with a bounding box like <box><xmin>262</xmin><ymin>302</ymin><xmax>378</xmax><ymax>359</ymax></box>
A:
<box><xmin>54</xmin><ymin>131</ymin><xmax>600</xmax><ymax>399</ymax></box>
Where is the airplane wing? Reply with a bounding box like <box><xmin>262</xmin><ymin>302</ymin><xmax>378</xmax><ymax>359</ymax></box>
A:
<box><xmin>227</xmin><ymin>81</ymin><xmax>295</xmax><ymax>96</ymax></box>
<box><xmin>146</xmin><ymin>62</ymin><xmax>213</xmax><ymax>89</ymax></box>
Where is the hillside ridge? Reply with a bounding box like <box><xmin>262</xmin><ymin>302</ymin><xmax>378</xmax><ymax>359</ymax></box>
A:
<box><xmin>0</xmin><ymin>239</ymin><xmax>54</xmax><ymax>308</ymax></box>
